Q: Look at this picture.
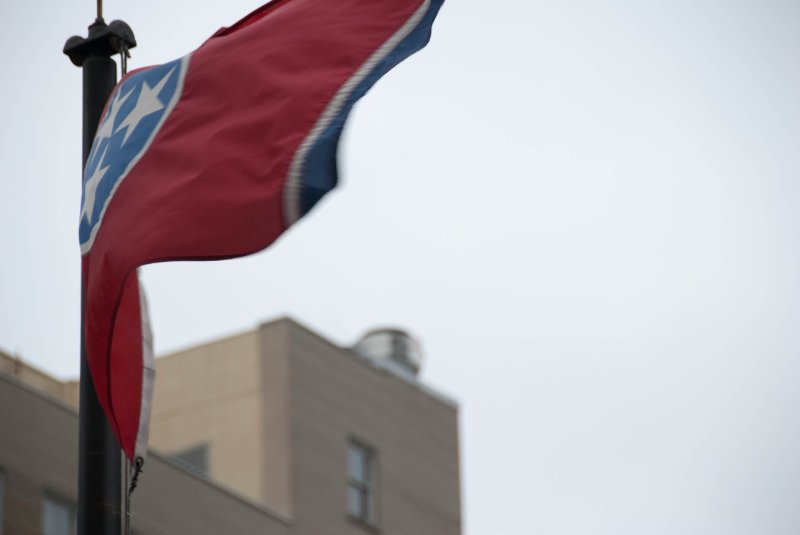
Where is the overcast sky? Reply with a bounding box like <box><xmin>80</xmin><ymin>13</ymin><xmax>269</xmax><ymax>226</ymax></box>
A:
<box><xmin>2</xmin><ymin>1</ymin><xmax>800</xmax><ymax>534</ymax></box>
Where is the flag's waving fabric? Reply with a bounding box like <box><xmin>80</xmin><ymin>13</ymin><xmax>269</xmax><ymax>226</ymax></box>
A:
<box><xmin>80</xmin><ymin>0</ymin><xmax>444</xmax><ymax>460</ymax></box>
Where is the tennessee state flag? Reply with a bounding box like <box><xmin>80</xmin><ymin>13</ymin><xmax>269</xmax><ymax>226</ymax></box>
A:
<box><xmin>80</xmin><ymin>0</ymin><xmax>444</xmax><ymax>461</ymax></box>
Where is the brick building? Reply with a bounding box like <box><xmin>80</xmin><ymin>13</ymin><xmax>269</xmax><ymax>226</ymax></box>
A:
<box><xmin>0</xmin><ymin>317</ymin><xmax>461</xmax><ymax>535</ymax></box>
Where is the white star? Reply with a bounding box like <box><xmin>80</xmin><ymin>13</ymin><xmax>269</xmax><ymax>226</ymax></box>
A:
<box><xmin>81</xmin><ymin>144</ymin><xmax>110</xmax><ymax>223</ymax></box>
<box><xmin>95</xmin><ymin>87</ymin><xmax>133</xmax><ymax>144</ymax></box>
<box><xmin>116</xmin><ymin>67</ymin><xmax>175</xmax><ymax>146</ymax></box>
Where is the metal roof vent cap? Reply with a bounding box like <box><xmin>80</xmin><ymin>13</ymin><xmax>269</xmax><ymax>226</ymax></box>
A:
<box><xmin>352</xmin><ymin>328</ymin><xmax>424</xmax><ymax>377</ymax></box>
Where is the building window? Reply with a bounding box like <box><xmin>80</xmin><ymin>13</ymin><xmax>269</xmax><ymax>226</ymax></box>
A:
<box><xmin>347</xmin><ymin>440</ymin><xmax>377</xmax><ymax>525</ymax></box>
<box><xmin>41</xmin><ymin>494</ymin><xmax>76</xmax><ymax>535</ymax></box>
<box><xmin>169</xmin><ymin>443</ymin><xmax>209</xmax><ymax>478</ymax></box>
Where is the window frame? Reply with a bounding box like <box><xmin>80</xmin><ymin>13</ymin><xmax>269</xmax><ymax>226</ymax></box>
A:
<box><xmin>346</xmin><ymin>438</ymin><xmax>379</xmax><ymax>528</ymax></box>
<box><xmin>41</xmin><ymin>492</ymin><xmax>76</xmax><ymax>535</ymax></box>
<box><xmin>169</xmin><ymin>443</ymin><xmax>210</xmax><ymax>479</ymax></box>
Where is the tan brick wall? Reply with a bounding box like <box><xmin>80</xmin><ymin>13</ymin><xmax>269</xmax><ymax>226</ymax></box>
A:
<box><xmin>285</xmin><ymin>321</ymin><xmax>461</xmax><ymax>535</ymax></box>
<box><xmin>0</xmin><ymin>374</ymin><xmax>288</xmax><ymax>535</ymax></box>
<box><xmin>0</xmin><ymin>351</ymin><xmax>76</xmax><ymax>406</ymax></box>
<box><xmin>150</xmin><ymin>330</ymin><xmax>267</xmax><ymax>505</ymax></box>
<box><xmin>259</xmin><ymin>320</ymin><xmax>294</xmax><ymax>518</ymax></box>
<box><xmin>0</xmin><ymin>319</ymin><xmax>460</xmax><ymax>535</ymax></box>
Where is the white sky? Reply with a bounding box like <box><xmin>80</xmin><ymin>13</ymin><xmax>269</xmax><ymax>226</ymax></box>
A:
<box><xmin>2</xmin><ymin>1</ymin><xmax>800</xmax><ymax>534</ymax></box>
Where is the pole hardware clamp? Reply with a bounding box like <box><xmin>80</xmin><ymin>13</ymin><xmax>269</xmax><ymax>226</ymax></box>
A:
<box><xmin>64</xmin><ymin>18</ymin><xmax>137</xmax><ymax>67</ymax></box>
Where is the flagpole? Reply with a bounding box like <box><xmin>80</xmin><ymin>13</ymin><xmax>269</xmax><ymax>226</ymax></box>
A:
<box><xmin>64</xmin><ymin>15</ymin><xmax>136</xmax><ymax>535</ymax></box>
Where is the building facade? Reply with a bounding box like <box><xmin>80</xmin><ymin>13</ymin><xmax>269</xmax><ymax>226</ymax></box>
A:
<box><xmin>0</xmin><ymin>372</ymin><xmax>289</xmax><ymax>535</ymax></box>
<box><xmin>0</xmin><ymin>317</ymin><xmax>461</xmax><ymax>535</ymax></box>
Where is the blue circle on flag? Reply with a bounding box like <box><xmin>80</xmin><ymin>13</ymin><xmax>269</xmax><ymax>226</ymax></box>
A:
<box><xmin>79</xmin><ymin>58</ymin><xmax>185</xmax><ymax>251</ymax></box>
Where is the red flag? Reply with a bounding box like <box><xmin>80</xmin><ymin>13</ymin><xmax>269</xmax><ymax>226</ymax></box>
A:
<box><xmin>80</xmin><ymin>0</ymin><xmax>444</xmax><ymax>460</ymax></box>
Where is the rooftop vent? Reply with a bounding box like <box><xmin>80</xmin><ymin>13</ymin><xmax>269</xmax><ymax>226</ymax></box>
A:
<box><xmin>352</xmin><ymin>328</ymin><xmax>424</xmax><ymax>377</ymax></box>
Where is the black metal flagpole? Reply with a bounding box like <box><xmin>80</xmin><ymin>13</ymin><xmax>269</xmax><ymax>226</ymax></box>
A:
<box><xmin>64</xmin><ymin>9</ymin><xmax>136</xmax><ymax>534</ymax></box>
